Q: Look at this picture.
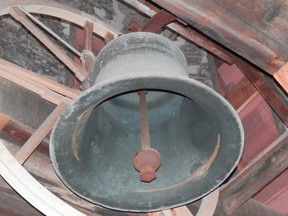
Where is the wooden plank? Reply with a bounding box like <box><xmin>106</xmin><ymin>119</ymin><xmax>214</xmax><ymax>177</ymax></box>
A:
<box><xmin>0</xmin><ymin>113</ymin><xmax>49</xmax><ymax>152</ymax></box>
<box><xmin>9</xmin><ymin>6</ymin><xmax>87</xmax><ymax>82</ymax></box>
<box><xmin>0</xmin><ymin>58</ymin><xmax>81</xmax><ymax>99</ymax></box>
<box><xmin>223</xmin><ymin>76</ymin><xmax>258</xmax><ymax>112</ymax></box>
<box><xmin>151</xmin><ymin>0</ymin><xmax>288</xmax><ymax>75</ymax></box>
<box><xmin>215</xmin><ymin>0</ymin><xmax>288</xmax><ymax>51</ymax></box>
<box><xmin>0</xmin><ymin>0</ymin><xmax>120</xmax><ymax>39</ymax></box>
<box><xmin>122</xmin><ymin>0</ymin><xmax>234</xmax><ymax>64</ymax></box>
<box><xmin>0</xmin><ymin>186</ymin><xmax>43</xmax><ymax>216</ymax></box>
<box><xmin>0</xmin><ymin>140</ymin><xmax>86</xmax><ymax>216</ymax></box>
<box><xmin>148</xmin><ymin>189</ymin><xmax>219</xmax><ymax>216</ymax></box>
<box><xmin>254</xmin><ymin>168</ymin><xmax>288</xmax><ymax>209</ymax></box>
<box><xmin>172</xmin><ymin>206</ymin><xmax>194</xmax><ymax>216</ymax></box>
<box><xmin>229</xmin><ymin>199</ymin><xmax>285</xmax><ymax>216</ymax></box>
<box><xmin>1</xmin><ymin>139</ymin><xmax>133</xmax><ymax>216</ymax></box>
<box><xmin>15</xmin><ymin>102</ymin><xmax>67</xmax><ymax>164</ymax></box>
<box><xmin>0</xmin><ymin>66</ymin><xmax>71</xmax><ymax>105</ymax></box>
<box><xmin>273</xmin><ymin>62</ymin><xmax>288</xmax><ymax>92</ymax></box>
<box><xmin>235</xmin><ymin>60</ymin><xmax>288</xmax><ymax>127</ymax></box>
<box><xmin>148</xmin><ymin>207</ymin><xmax>193</xmax><ymax>216</ymax></box>
<box><xmin>217</xmin><ymin>132</ymin><xmax>288</xmax><ymax>215</ymax></box>
<box><xmin>236</xmin><ymin>92</ymin><xmax>259</xmax><ymax>113</ymax></box>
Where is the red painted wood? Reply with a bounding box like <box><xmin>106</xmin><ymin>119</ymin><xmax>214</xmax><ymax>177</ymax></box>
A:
<box><xmin>254</xmin><ymin>169</ymin><xmax>288</xmax><ymax>215</ymax></box>
<box><xmin>217</xmin><ymin>63</ymin><xmax>280</xmax><ymax>170</ymax></box>
<box><xmin>72</xmin><ymin>26</ymin><xmax>106</xmax><ymax>88</ymax></box>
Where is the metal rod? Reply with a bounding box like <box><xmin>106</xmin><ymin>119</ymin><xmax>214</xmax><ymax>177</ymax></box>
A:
<box><xmin>82</xmin><ymin>21</ymin><xmax>95</xmax><ymax>73</ymax></box>
<box><xmin>19</xmin><ymin>6</ymin><xmax>84</xmax><ymax>58</ymax></box>
<box><xmin>138</xmin><ymin>90</ymin><xmax>151</xmax><ymax>149</ymax></box>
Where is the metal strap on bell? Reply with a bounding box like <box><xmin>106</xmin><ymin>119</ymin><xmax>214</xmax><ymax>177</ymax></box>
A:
<box><xmin>50</xmin><ymin>32</ymin><xmax>244</xmax><ymax>212</ymax></box>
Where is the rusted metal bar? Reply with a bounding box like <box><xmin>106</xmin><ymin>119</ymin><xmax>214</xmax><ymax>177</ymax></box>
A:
<box><xmin>151</xmin><ymin>0</ymin><xmax>288</xmax><ymax>75</ymax></box>
<box><xmin>122</xmin><ymin>0</ymin><xmax>233</xmax><ymax>64</ymax></box>
<box><xmin>82</xmin><ymin>21</ymin><xmax>95</xmax><ymax>74</ymax></box>
<box><xmin>138</xmin><ymin>91</ymin><xmax>151</xmax><ymax>149</ymax></box>
<box><xmin>141</xmin><ymin>10</ymin><xmax>177</xmax><ymax>33</ymax></box>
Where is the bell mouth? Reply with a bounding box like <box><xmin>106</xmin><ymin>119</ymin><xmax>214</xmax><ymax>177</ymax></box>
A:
<box><xmin>50</xmin><ymin>75</ymin><xmax>244</xmax><ymax>212</ymax></box>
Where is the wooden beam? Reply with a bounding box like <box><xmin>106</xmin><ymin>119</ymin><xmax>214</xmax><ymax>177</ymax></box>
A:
<box><xmin>15</xmin><ymin>102</ymin><xmax>67</xmax><ymax>164</ymax></box>
<box><xmin>235</xmin><ymin>60</ymin><xmax>288</xmax><ymax>127</ymax></box>
<box><xmin>229</xmin><ymin>199</ymin><xmax>285</xmax><ymax>216</ymax></box>
<box><xmin>172</xmin><ymin>206</ymin><xmax>194</xmax><ymax>216</ymax></box>
<box><xmin>0</xmin><ymin>66</ymin><xmax>71</xmax><ymax>105</ymax></box>
<box><xmin>236</xmin><ymin>91</ymin><xmax>259</xmax><ymax>113</ymax></box>
<box><xmin>151</xmin><ymin>0</ymin><xmax>288</xmax><ymax>76</ymax></box>
<box><xmin>273</xmin><ymin>62</ymin><xmax>288</xmax><ymax>92</ymax></box>
<box><xmin>122</xmin><ymin>0</ymin><xmax>234</xmax><ymax>64</ymax></box>
<box><xmin>0</xmin><ymin>113</ymin><xmax>49</xmax><ymax>150</ymax></box>
<box><xmin>148</xmin><ymin>189</ymin><xmax>219</xmax><ymax>216</ymax></box>
<box><xmin>0</xmin><ymin>58</ymin><xmax>81</xmax><ymax>99</ymax></box>
<box><xmin>148</xmin><ymin>207</ymin><xmax>193</xmax><ymax>216</ymax></box>
<box><xmin>0</xmin><ymin>140</ymin><xmax>86</xmax><ymax>216</ymax></box>
<box><xmin>0</xmin><ymin>139</ymin><xmax>143</xmax><ymax>216</ymax></box>
<box><xmin>223</xmin><ymin>77</ymin><xmax>258</xmax><ymax>111</ymax></box>
<box><xmin>217</xmin><ymin>132</ymin><xmax>288</xmax><ymax>215</ymax></box>
<box><xmin>9</xmin><ymin>6</ymin><xmax>87</xmax><ymax>82</ymax></box>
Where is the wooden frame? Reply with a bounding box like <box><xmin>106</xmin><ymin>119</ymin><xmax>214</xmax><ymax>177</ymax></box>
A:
<box><xmin>0</xmin><ymin>1</ymin><xmax>219</xmax><ymax>215</ymax></box>
<box><xmin>0</xmin><ymin>0</ymin><xmax>287</xmax><ymax>215</ymax></box>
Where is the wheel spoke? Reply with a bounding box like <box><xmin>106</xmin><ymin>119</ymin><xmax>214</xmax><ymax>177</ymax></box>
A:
<box><xmin>9</xmin><ymin>6</ymin><xmax>88</xmax><ymax>82</ymax></box>
<box><xmin>0</xmin><ymin>58</ymin><xmax>81</xmax><ymax>99</ymax></box>
<box><xmin>20</xmin><ymin>6</ymin><xmax>84</xmax><ymax>58</ymax></box>
<box><xmin>15</xmin><ymin>102</ymin><xmax>67</xmax><ymax>164</ymax></box>
<box><xmin>0</xmin><ymin>64</ymin><xmax>71</xmax><ymax>104</ymax></box>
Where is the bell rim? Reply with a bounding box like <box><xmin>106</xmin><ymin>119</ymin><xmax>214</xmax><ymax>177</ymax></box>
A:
<box><xmin>50</xmin><ymin>74</ymin><xmax>244</xmax><ymax>212</ymax></box>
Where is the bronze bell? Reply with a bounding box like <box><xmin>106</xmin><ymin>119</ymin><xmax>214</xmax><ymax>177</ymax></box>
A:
<box><xmin>50</xmin><ymin>32</ymin><xmax>244</xmax><ymax>212</ymax></box>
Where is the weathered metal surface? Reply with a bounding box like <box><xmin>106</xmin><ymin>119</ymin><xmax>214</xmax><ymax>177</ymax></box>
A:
<box><xmin>50</xmin><ymin>32</ymin><xmax>243</xmax><ymax>211</ymax></box>
<box><xmin>151</xmin><ymin>0</ymin><xmax>288</xmax><ymax>75</ymax></box>
<box><xmin>133</xmin><ymin>148</ymin><xmax>162</xmax><ymax>183</ymax></box>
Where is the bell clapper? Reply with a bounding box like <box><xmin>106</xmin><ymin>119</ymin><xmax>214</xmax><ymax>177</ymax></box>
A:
<box><xmin>133</xmin><ymin>90</ymin><xmax>162</xmax><ymax>183</ymax></box>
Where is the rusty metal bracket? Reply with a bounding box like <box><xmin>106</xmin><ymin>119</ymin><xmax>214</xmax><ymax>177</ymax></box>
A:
<box><xmin>123</xmin><ymin>0</ymin><xmax>233</xmax><ymax>64</ymax></box>
<box><xmin>129</xmin><ymin>10</ymin><xmax>177</xmax><ymax>33</ymax></box>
